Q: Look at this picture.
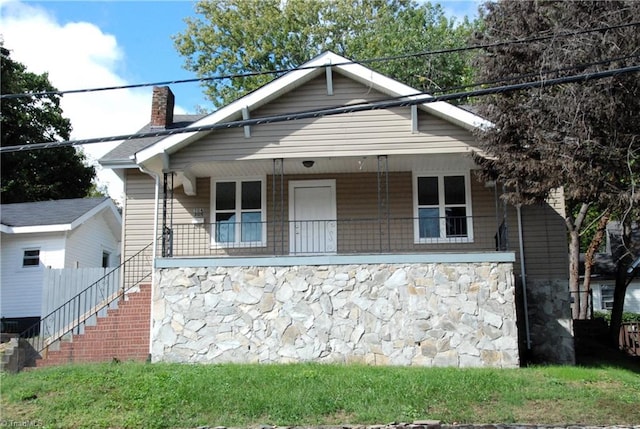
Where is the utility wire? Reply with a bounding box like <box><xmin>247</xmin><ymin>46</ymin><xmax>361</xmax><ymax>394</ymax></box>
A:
<box><xmin>1</xmin><ymin>20</ymin><xmax>638</xmax><ymax>100</ymax></box>
<box><xmin>239</xmin><ymin>53</ymin><xmax>640</xmax><ymax>121</ymax></box>
<box><xmin>423</xmin><ymin>54</ymin><xmax>640</xmax><ymax>95</ymax></box>
<box><xmin>1</xmin><ymin>64</ymin><xmax>638</xmax><ymax>154</ymax></box>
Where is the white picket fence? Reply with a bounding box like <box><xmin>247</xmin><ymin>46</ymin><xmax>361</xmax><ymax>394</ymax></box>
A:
<box><xmin>41</xmin><ymin>267</ymin><xmax>122</xmax><ymax>339</ymax></box>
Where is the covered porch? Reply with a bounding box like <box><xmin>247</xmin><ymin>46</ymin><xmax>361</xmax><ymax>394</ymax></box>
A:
<box><xmin>157</xmin><ymin>153</ymin><xmax>511</xmax><ymax>260</ymax></box>
<box><xmin>151</xmin><ymin>153</ymin><xmax>520</xmax><ymax>366</ymax></box>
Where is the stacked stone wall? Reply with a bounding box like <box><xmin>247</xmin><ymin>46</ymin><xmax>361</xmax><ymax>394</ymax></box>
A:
<box><xmin>526</xmin><ymin>279</ymin><xmax>575</xmax><ymax>364</ymax></box>
<box><xmin>153</xmin><ymin>262</ymin><xmax>519</xmax><ymax>367</ymax></box>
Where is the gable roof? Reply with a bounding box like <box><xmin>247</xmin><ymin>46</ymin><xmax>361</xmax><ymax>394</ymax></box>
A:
<box><xmin>123</xmin><ymin>51</ymin><xmax>489</xmax><ymax>171</ymax></box>
<box><xmin>580</xmin><ymin>222</ymin><xmax>640</xmax><ymax>280</ymax></box>
<box><xmin>0</xmin><ymin>197</ymin><xmax>122</xmax><ymax>234</ymax></box>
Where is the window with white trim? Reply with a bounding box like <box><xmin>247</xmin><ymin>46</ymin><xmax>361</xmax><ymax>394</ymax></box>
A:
<box><xmin>414</xmin><ymin>173</ymin><xmax>473</xmax><ymax>242</ymax></box>
<box><xmin>23</xmin><ymin>249</ymin><xmax>40</xmax><ymax>267</ymax></box>
<box><xmin>212</xmin><ymin>178</ymin><xmax>266</xmax><ymax>246</ymax></box>
<box><xmin>600</xmin><ymin>285</ymin><xmax>614</xmax><ymax>310</ymax></box>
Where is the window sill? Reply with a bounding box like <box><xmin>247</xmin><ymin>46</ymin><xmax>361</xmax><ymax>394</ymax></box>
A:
<box><xmin>210</xmin><ymin>242</ymin><xmax>267</xmax><ymax>249</ymax></box>
<box><xmin>414</xmin><ymin>237</ymin><xmax>474</xmax><ymax>245</ymax></box>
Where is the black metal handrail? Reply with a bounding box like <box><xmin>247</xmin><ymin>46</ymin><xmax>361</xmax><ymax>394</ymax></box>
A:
<box><xmin>164</xmin><ymin>215</ymin><xmax>508</xmax><ymax>257</ymax></box>
<box><xmin>19</xmin><ymin>242</ymin><xmax>154</xmax><ymax>355</ymax></box>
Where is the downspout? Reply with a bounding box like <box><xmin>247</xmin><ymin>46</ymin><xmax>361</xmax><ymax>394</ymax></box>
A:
<box><xmin>138</xmin><ymin>165</ymin><xmax>161</xmax><ymax>360</ymax></box>
<box><xmin>516</xmin><ymin>204</ymin><xmax>532</xmax><ymax>350</ymax></box>
<box><xmin>138</xmin><ymin>166</ymin><xmax>161</xmax><ymax>269</ymax></box>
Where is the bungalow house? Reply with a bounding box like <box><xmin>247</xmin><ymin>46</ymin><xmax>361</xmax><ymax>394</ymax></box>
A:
<box><xmin>1</xmin><ymin>197</ymin><xmax>122</xmax><ymax>333</ymax></box>
<box><xmin>100</xmin><ymin>51</ymin><xmax>573</xmax><ymax>367</ymax></box>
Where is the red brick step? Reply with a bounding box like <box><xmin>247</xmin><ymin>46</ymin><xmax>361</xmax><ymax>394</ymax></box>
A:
<box><xmin>36</xmin><ymin>284</ymin><xmax>151</xmax><ymax>367</ymax></box>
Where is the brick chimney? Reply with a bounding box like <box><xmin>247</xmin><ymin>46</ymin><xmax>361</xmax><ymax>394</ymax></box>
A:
<box><xmin>150</xmin><ymin>86</ymin><xmax>175</xmax><ymax>128</ymax></box>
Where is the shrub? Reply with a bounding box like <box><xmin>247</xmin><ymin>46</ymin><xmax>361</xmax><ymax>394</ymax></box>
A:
<box><xmin>593</xmin><ymin>311</ymin><xmax>640</xmax><ymax>325</ymax></box>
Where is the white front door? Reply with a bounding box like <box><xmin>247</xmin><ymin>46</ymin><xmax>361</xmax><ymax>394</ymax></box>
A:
<box><xmin>289</xmin><ymin>180</ymin><xmax>337</xmax><ymax>254</ymax></box>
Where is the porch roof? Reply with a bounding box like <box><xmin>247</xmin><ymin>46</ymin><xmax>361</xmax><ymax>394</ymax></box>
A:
<box><xmin>175</xmin><ymin>153</ymin><xmax>480</xmax><ymax>179</ymax></box>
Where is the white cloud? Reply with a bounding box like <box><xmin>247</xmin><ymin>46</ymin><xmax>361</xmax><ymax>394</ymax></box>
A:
<box><xmin>0</xmin><ymin>0</ymin><xmax>180</xmax><ymax>203</ymax></box>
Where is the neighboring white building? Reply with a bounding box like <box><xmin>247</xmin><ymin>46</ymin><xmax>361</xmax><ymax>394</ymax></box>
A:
<box><xmin>1</xmin><ymin>198</ymin><xmax>122</xmax><ymax>332</ymax></box>
<box><xmin>591</xmin><ymin>281</ymin><xmax>640</xmax><ymax>314</ymax></box>
<box><xmin>583</xmin><ymin>222</ymin><xmax>640</xmax><ymax>315</ymax></box>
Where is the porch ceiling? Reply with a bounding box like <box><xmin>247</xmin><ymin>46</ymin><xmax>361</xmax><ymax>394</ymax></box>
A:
<box><xmin>178</xmin><ymin>153</ymin><xmax>479</xmax><ymax>179</ymax></box>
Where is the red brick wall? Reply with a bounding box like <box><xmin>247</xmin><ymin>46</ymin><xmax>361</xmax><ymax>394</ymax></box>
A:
<box><xmin>37</xmin><ymin>284</ymin><xmax>151</xmax><ymax>367</ymax></box>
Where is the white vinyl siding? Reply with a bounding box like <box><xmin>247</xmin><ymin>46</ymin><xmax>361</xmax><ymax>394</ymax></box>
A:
<box><xmin>0</xmin><ymin>233</ymin><xmax>65</xmax><ymax>318</ymax></box>
<box><xmin>1</xmin><ymin>209</ymin><xmax>121</xmax><ymax>319</ymax></box>
<box><xmin>65</xmin><ymin>212</ymin><xmax>120</xmax><ymax>268</ymax></box>
<box><xmin>592</xmin><ymin>282</ymin><xmax>640</xmax><ymax>313</ymax></box>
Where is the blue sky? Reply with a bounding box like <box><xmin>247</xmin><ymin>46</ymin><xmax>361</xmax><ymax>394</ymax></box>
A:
<box><xmin>25</xmin><ymin>1</ymin><xmax>208</xmax><ymax>111</ymax></box>
<box><xmin>0</xmin><ymin>0</ymin><xmax>480</xmax><ymax>200</ymax></box>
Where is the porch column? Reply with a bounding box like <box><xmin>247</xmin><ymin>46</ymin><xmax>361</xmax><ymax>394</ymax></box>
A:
<box><xmin>495</xmin><ymin>182</ymin><xmax>508</xmax><ymax>251</ymax></box>
<box><xmin>377</xmin><ymin>155</ymin><xmax>390</xmax><ymax>252</ymax></box>
<box><xmin>272</xmin><ymin>158</ymin><xmax>285</xmax><ymax>255</ymax></box>
<box><xmin>161</xmin><ymin>172</ymin><xmax>174</xmax><ymax>257</ymax></box>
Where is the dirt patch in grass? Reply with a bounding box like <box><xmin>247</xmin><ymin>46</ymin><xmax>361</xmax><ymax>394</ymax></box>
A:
<box><xmin>323</xmin><ymin>410</ymin><xmax>359</xmax><ymax>425</ymax></box>
<box><xmin>500</xmin><ymin>399</ymin><xmax>640</xmax><ymax>426</ymax></box>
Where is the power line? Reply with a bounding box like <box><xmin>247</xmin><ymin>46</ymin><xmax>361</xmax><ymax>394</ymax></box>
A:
<box><xmin>1</xmin><ymin>21</ymin><xmax>638</xmax><ymax>100</ymax></box>
<box><xmin>425</xmin><ymin>53</ymin><xmax>640</xmax><ymax>95</ymax></box>
<box><xmin>250</xmin><ymin>53</ymin><xmax>640</xmax><ymax>120</ymax></box>
<box><xmin>1</xmin><ymin>64</ymin><xmax>637</xmax><ymax>154</ymax></box>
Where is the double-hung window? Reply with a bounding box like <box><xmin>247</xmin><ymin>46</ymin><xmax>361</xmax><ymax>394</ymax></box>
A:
<box><xmin>23</xmin><ymin>249</ymin><xmax>40</xmax><ymax>267</ymax></box>
<box><xmin>414</xmin><ymin>173</ymin><xmax>473</xmax><ymax>243</ymax></box>
<box><xmin>600</xmin><ymin>285</ymin><xmax>614</xmax><ymax>310</ymax></box>
<box><xmin>212</xmin><ymin>178</ymin><xmax>265</xmax><ymax>247</ymax></box>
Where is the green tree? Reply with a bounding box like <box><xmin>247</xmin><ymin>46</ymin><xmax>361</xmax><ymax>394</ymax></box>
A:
<box><xmin>1</xmin><ymin>46</ymin><xmax>95</xmax><ymax>203</ymax></box>
<box><xmin>471</xmin><ymin>1</ymin><xmax>639</xmax><ymax>343</ymax></box>
<box><xmin>174</xmin><ymin>0</ymin><xmax>478</xmax><ymax>109</ymax></box>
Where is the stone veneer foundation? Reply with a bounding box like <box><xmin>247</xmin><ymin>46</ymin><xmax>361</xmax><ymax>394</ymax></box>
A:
<box><xmin>526</xmin><ymin>279</ymin><xmax>575</xmax><ymax>364</ymax></box>
<box><xmin>152</xmin><ymin>261</ymin><xmax>519</xmax><ymax>367</ymax></box>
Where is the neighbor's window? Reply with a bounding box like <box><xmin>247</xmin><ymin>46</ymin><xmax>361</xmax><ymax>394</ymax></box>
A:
<box><xmin>102</xmin><ymin>251</ymin><xmax>110</xmax><ymax>268</ymax></box>
<box><xmin>600</xmin><ymin>285</ymin><xmax>614</xmax><ymax>311</ymax></box>
<box><xmin>414</xmin><ymin>174</ymin><xmax>472</xmax><ymax>242</ymax></box>
<box><xmin>23</xmin><ymin>249</ymin><xmax>40</xmax><ymax>267</ymax></box>
<box><xmin>212</xmin><ymin>179</ymin><xmax>265</xmax><ymax>246</ymax></box>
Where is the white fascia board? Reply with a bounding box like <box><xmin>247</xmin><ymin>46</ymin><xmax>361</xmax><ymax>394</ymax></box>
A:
<box><xmin>1</xmin><ymin>224</ymin><xmax>72</xmax><ymax>234</ymax></box>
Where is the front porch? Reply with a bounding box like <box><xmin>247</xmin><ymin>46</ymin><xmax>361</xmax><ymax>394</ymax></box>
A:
<box><xmin>158</xmin><ymin>154</ymin><xmax>511</xmax><ymax>261</ymax></box>
<box><xmin>149</xmin><ymin>154</ymin><xmax>522</xmax><ymax>367</ymax></box>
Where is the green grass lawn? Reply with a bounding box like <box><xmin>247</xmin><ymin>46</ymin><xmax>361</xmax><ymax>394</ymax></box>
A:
<box><xmin>1</xmin><ymin>362</ymin><xmax>639</xmax><ymax>429</ymax></box>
